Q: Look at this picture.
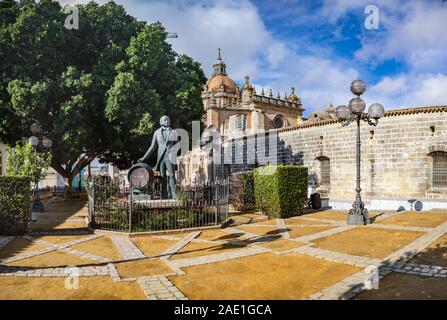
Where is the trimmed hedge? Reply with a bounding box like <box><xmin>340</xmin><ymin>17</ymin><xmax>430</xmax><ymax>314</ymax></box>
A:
<box><xmin>229</xmin><ymin>171</ymin><xmax>256</xmax><ymax>211</ymax></box>
<box><xmin>254</xmin><ymin>165</ymin><xmax>308</xmax><ymax>218</ymax></box>
<box><xmin>0</xmin><ymin>176</ymin><xmax>31</xmax><ymax>235</ymax></box>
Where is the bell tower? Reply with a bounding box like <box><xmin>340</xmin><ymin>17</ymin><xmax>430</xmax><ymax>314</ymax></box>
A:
<box><xmin>213</xmin><ymin>48</ymin><xmax>227</xmax><ymax>75</ymax></box>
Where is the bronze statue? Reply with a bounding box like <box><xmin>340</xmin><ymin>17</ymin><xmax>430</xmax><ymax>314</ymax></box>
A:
<box><xmin>138</xmin><ymin>115</ymin><xmax>178</xmax><ymax>199</ymax></box>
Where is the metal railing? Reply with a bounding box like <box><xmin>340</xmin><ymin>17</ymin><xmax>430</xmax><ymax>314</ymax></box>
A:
<box><xmin>87</xmin><ymin>175</ymin><xmax>229</xmax><ymax>233</ymax></box>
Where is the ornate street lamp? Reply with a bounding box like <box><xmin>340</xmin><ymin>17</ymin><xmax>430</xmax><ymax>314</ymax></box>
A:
<box><xmin>335</xmin><ymin>80</ymin><xmax>385</xmax><ymax>225</ymax></box>
<box><xmin>29</xmin><ymin>123</ymin><xmax>52</xmax><ymax>214</ymax></box>
<box><xmin>42</xmin><ymin>138</ymin><xmax>53</xmax><ymax>149</ymax></box>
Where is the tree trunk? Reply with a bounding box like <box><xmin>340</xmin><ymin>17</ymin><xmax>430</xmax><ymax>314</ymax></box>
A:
<box><xmin>55</xmin><ymin>156</ymin><xmax>95</xmax><ymax>200</ymax></box>
<box><xmin>65</xmin><ymin>175</ymin><xmax>74</xmax><ymax>200</ymax></box>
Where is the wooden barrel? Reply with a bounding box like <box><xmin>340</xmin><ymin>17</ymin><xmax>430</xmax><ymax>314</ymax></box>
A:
<box><xmin>128</xmin><ymin>163</ymin><xmax>154</xmax><ymax>188</ymax></box>
<box><xmin>311</xmin><ymin>193</ymin><xmax>321</xmax><ymax>209</ymax></box>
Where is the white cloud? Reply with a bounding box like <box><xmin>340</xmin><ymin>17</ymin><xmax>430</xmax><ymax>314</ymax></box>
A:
<box><xmin>355</xmin><ymin>1</ymin><xmax>447</xmax><ymax>72</ymax></box>
<box><xmin>58</xmin><ymin>0</ymin><xmax>273</xmax><ymax>83</ymax></box>
<box><xmin>412</xmin><ymin>74</ymin><xmax>447</xmax><ymax>107</ymax></box>
<box><xmin>319</xmin><ymin>1</ymin><xmax>447</xmax><ymax>73</ymax></box>
<box><xmin>366</xmin><ymin>73</ymin><xmax>447</xmax><ymax>109</ymax></box>
<box><xmin>265</xmin><ymin>42</ymin><xmax>287</xmax><ymax>68</ymax></box>
<box><xmin>320</xmin><ymin>0</ymin><xmax>371</xmax><ymax>24</ymax></box>
<box><xmin>369</xmin><ymin>75</ymin><xmax>406</xmax><ymax>97</ymax></box>
<box><xmin>115</xmin><ymin>0</ymin><xmax>274</xmax><ymax>81</ymax></box>
<box><xmin>319</xmin><ymin>0</ymin><xmax>401</xmax><ymax>23</ymax></box>
<box><xmin>258</xmin><ymin>51</ymin><xmax>360</xmax><ymax>111</ymax></box>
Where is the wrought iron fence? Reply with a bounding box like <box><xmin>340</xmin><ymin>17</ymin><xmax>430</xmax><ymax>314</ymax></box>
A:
<box><xmin>87</xmin><ymin>175</ymin><xmax>229</xmax><ymax>233</ymax></box>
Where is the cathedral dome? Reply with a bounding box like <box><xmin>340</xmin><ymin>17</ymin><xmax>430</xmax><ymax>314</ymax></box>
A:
<box><xmin>205</xmin><ymin>48</ymin><xmax>237</xmax><ymax>93</ymax></box>
<box><xmin>206</xmin><ymin>74</ymin><xmax>237</xmax><ymax>93</ymax></box>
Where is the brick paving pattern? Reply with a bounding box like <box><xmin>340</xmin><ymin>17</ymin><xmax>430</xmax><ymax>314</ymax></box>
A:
<box><xmin>137</xmin><ymin>276</ymin><xmax>188</xmax><ymax>300</ymax></box>
<box><xmin>110</xmin><ymin>237</ymin><xmax>145</xmax><ymax>260</ymax></box>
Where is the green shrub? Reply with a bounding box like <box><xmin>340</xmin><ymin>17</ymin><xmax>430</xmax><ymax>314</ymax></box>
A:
<box><xmin>0</xmin><ymin>176</ymin><xmax>31</xmax><ymax>235</ymax></box>
<box><xmin>230</xmin><ymin>171</ymin><xmax>256</xmax><ymax>211</ymax></box>
<box><xmin>254</xmin><ymin>165</ymin><xmax>308</xmax><ymax>218</ymax></box>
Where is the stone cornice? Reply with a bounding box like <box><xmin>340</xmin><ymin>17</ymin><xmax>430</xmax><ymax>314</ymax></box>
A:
<box><xmin>278</xmin><ymin>105</ymin><xmax>447</xmax><ymax>133</ymax></box>
<box><xmin>383</xmin><ymin>105</ymin><xmax>447</xmax><ymax>117</ymax></box>
<box><xmin>226</xmin><ymin>105</ymin><xmax>447</xmax><ymax>142</ymax></box>
<box><xmin>253</xmin><ymin>94</ymin><xmax>305</xmax><ymax>111</ymax></box>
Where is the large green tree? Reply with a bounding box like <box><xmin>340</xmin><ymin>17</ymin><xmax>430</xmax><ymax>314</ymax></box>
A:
<box><xmin>0</xmin><ymin>0</ymin><xmax>206</xmax><ymax>195</ymax></box>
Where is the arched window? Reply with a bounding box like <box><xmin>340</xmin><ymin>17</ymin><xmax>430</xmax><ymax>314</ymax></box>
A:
<box><xmin>273</xmin><ymin>115</ymin><xmax>285</xmax><ymax>129</ymax></box>
<box><xmin>317</xmin><ymin>156</ymin><xmax>330</xmax><ymax>186</ymax></box>
<box><xmin>431</xmin><ymin>151</ymin><xmax>447</xmax><ymax>188</ymax></box>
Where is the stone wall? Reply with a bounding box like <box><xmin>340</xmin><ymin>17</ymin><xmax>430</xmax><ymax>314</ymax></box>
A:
<box><xmin>224</xmin><ymin>106</ymin><xmax>447</xmax><ymax>204</ymax></box>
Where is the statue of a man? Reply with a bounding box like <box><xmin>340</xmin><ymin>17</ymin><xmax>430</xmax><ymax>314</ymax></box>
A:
<box><xmin>138</xmin><ymin>116</ymin><xmax>178</xmax><ymax>199</ymax></box>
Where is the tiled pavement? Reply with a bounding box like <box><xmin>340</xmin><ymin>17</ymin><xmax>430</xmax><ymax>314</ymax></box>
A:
<box><xmin>111</xmin><ymin>237</ymin><xmax>145</xmax><ymax>260</ymax></box>
<box><xmin>137</xmin><ymin>276</ymin><xmax>188</xmax><ymax>300</ymax></box>
<box><xmin>294</xmin><ymin>225</ymin><xmax>356</xmax><ymax>242</ymax></box>
<box><xmin>306</xmin><ymin>214</ymin><xmax>447</xmax><ymax>300</ymax></box>
<box><xmin>2</xmin><ymin>199</ymin><xmax>447</xmax><ymax>300</ymax></box>
<box><xmin>276</xmin><ymin>219</ymin><xmax>291</xmax><ymax>238</ymax></box>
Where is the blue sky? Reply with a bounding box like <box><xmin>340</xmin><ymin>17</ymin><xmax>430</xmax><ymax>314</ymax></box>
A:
<box><xmin>61</xmin><ymin>0</ymin><xmax>447</xmax><ymax>116</ymax></box>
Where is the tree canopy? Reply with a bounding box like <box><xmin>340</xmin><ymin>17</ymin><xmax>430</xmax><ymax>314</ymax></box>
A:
<box><xmin>0</xmin><ymin>0</ymin><xmax>206</xmax><ymax>194</ymax></box>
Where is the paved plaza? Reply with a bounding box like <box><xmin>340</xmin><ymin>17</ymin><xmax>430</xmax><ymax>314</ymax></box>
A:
<box><xmin>2</xmin><ymin>197</ymin><xmax>447</xmax><ymax>300</ymax></box>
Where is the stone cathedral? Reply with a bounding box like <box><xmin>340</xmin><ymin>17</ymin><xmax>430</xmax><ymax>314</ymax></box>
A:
<box><xmin>202</xmin><ymin>49</ymin><xmax>305</xmax><ymax>137</ymax></box>
<box><xmin>178</xmin><ymin>49</ymin><xmax>447</xmax><ymax>212</ymax></box>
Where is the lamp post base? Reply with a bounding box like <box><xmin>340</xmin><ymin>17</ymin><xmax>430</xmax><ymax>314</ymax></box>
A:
<box><xmin>347</xmin><ymin>206</ymin><xmax>370</xmax><ymax>225</ymax></box>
